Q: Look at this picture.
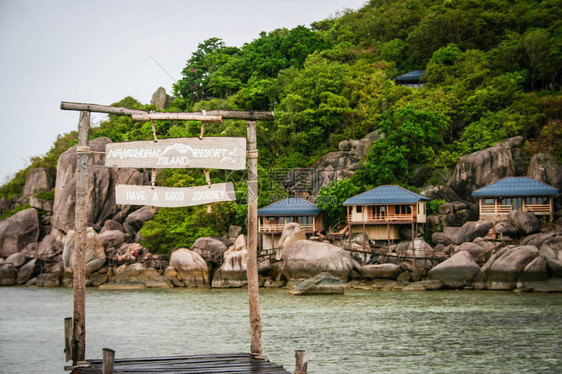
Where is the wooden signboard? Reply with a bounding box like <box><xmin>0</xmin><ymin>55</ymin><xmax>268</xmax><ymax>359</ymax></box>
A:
<box><xmin>115</xmin><ymin>183</ymin><xmax>236</xmax><ymax>207</ymax></box>
<box><xmin>105</xmin><ymin>138</ymin><xmax>246</xmax><ymax>170</ymax></box>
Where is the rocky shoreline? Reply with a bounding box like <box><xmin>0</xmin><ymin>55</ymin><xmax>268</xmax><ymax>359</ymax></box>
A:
<box><xmin>1</xmin><ymin>219</ymin><xmax>561</xmax><ymax>294</ymax></box>
<box><xmin>1</xmin><ymin>135</ymin><xmax>561</xmax><ymax>293</ymax></box>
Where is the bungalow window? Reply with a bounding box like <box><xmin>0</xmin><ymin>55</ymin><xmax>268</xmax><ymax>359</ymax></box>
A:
<box><xmin>373</xmin><ymin>206</ymin><xmax>386</xmax><ymax>219</ymax></box>
<box><xmin>398</xmin><ymin>205</ymin><xmax>412</xmax><ymax>215</ymax></box>
<box><xmin>525</xmin><ymin>196</ymin><xmax>548</xmax><ymax>205</ymax></box>
<box><xmin>482</xmin><ymin>198</ymin><xmax>495</xmax><ymax>205</ymax></box>
<box><xmin>356</xmin><ymin>206</ymin><xmax>363</xmax><ymax>213</ymax></box>
<box><xmin>501</xmin><ymin>197</ymin><xmax>522</xmax><ymax>211</ymax></box>
<box><xmin>297</xmin><ymin>216</ymin><xmax>312</xmax><ymax>225</ymax></box>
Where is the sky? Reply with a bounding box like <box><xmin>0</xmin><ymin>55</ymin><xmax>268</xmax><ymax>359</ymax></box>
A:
<box><xmin>0</xmin><ymin>0</ymin><xmax>367</xmax><ymax>184</ymax></box>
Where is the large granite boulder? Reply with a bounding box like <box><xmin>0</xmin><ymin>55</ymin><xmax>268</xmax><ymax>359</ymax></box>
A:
<box><xmin>62</xmin><ymin>227</ymin><xmax>106</xmax><ymax>276</ymax></box>
<box><xmin>527</xmin><ymin>153</ymin><xmax>562</xmax><ymax>191</ymax></box>
<box><xmin>428</xmin><ymin>251</ymin><xmax>480</xmax><ymax>288</ymax></box>
<box><xmin>36</xmin><ymin>231</ymin><xmax>65</xmax><ymax>259</ymax></box>
<box><xmin>151</xmin><ymin>87</ymin><xmax>172</xmax><ymax>110</ymax></box>
<box><xmin>282</xmin><ymin>240</ymin><xmax>354</xmax><ymax>281</ymax></box>
<box><xmin>454</xmin><ymin>238</ymin><xmax>495</xmax><ymax>257</ymax></box>
<box><xmin>451</xmin><ymin>221</ymin><xmax>493</xmax><ymax>245</ymax></box>
<box><xmin>52</xmin><ymin>137</ymin><xmax>147</xmax><ymax>232</ymax></box>
<box><xmin>494</xmin><ymin>221</ymin><xmax>517</xmax><ymax>238</ymax></box>
<box><xmin>450</xmin><ymin>136</ymin><xmax>523</xmax><ymax>200</ymax></box>
<box><xmin>212</xmin><ymin>235</ymin><xmax>248</xmax><ymax>288</ymax></box>
<box><xmin>191</xmin><ymin>237</ymin><xmax>229</xmax><ymax>262</ymax></box>
<box><xmin>17</xmin><ymin>258</ymin><xmax>40</xmax><ymax>285</ymax></box>
<box><xmin>279</xmin><ymin>223</ymin><xmax>307</xmax><ymax>248</ymax></box>
<box><xmin>169</xmin><ymin>248</ymin><xmax>209</xmax><ymax>287</ymax></box>
<box><xmin>52</xmin><ymin>137</ymin><xmax>110</xmax><ymax>232</ymax></box>
<box><xmin>0</xmin><ymin>265</ymin><xmax>17</xmax><ymax>286</ymax></box>
<box><xmin>508</xmin><ymin>211</ymin><xmax>540</xmax><ymax>236</ymax></box>
<box><xmin>476</xmin><ymin>245</ymin><xmax>539</xmax><ymax>290</ymax></box>
<box><xmin>0</xmin><ymin>208</ymin><xmax>40</xmax><ymax>257</ymax></box>
<box><xmin>5</xmin><ymin>252</ymin><xmax>26</xmax><ymax>268</ymax></box>
<box><xmin>19</xmin><ymin>167</ymin><xmax>51</xmax><ymax>203</ymax></box>
<box><xmin>110</xmin><ymin>263</ymin><xmax>172</xmax><ymax>288</ymax></box>
<box><xmin>97</xmin><ymin>230</ymin><xmax>126</xmax><ymax>249</ymax></box>
<box><xmin>123</xmin><ymin>206</ymin><xmax>155</xmax><ymax>236</ymax></box>
<box><xmin>289</xmin><ymin>272</ymin><xmax>345</xmax><ymax>295</ymax></box>
<box><xmin>360</xmin><ymin>263</ymin><xmax>400</xmax><ymax>280</ymax></box>
<box><xmin>522</xmin><ymin>232</ymin><xmax>560</xmax><ymax>248</ymax></box>
<box><xmin>402</xmin><ymin>279</ymin><xmax>444</xmax><ymax>291</ymax></box>
<box><xmin>540</xmin><ymin>237</ymin><xmax>562</xmax><ymax>277</ymax></box>
<box><xmin>432</xmin><ymin>232</ymin><xmax>452</xmax><ymax>246</ymax></box>
<box><xmin>516</xmin><ymin>256</ymin><xmax>548</xmax><ymax>288</ymax></box>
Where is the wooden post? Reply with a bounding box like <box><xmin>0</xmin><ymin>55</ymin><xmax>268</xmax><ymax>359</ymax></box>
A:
<box><xmin>102</xmin><ymin>348</ymin><xmax>115</xmax><ymax>374</ymax></box>
<box><xmin>294</xmin><ymin>350</ymin><xmax>308</xmax><ymax>374</ymax></box>
<box><xmin>64</xmin><ymin>317</ymin><xmax>73</xmax><ymax>362</ymax></box>
<box><xmin>362</xmin><ymin>224</ymin><xmax>366</xmax><ymax>251</ymax></box>
<box><xmin>246</xmin><ymin>120</ymin><xmax>262</xmax><ymax>355</ymax></box>
<box><xmin>73</xmin><ymin>110</ymin><xmax>90</xmax><ymax>364</ymax></box>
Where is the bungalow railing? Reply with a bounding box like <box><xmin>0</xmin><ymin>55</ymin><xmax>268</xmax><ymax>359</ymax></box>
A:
<box><xmin>481</xmin><ymin>204</ymin><xmax>551</xmax><ymax>214</ymax></box>
<box><xmin>260</xmin><ymin>223</ymin><xmax>314</xmax><ymax>232</ymax></box>
<box><xmin>347</xmin><ymin>214</ymin><xmax>414</xmax><ymax>223</ymax></box>
<box><xmin>524</xmin><ymin>204</ymin><xmax>551</xmax><ymax>213</ymax></box>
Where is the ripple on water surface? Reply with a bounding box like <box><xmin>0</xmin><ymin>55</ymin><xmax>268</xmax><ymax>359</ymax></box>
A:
<box><xmin>0</xmin><ymin>287</ymin><xmax>560</xmax><ymax>373</ymax></box>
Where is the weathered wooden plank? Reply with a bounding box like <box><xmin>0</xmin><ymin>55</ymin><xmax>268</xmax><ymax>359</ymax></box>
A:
<box><xmin>73</xmin><ymin>111</ymin><xmax>89</xmax><ymax>364</ymax></box>
<box><xmin>77</xmin><ymin>353</ymin><xmax>290</xmax><ymax>374</ymax></box>
<box><xmin>60</xmin><ymin>101</ymin><xmax>147</xmax><ymax>115</ymax></box>
<box><xmin>115</xmin><ymin>183</ymin><xmax>236</xmax><ymax>207</ymax></box>
<box><xmin>131</xmin><ymin>113</ymin><xmax>222</xmax><ymax>122</ymax></box>
<box><xmin>61</xmin><ymin>101</ymin><xmax>274</xmax><ymax>121</ymax></box>
<box><xmin>246</xmin><ymin>121</ymin><xmax>262</xmax><ymax>355</ymax></box>
<box><xmin>105</xmin><ymin>138</ymin><xmax>246</xmax><ymax>170</ymax></box>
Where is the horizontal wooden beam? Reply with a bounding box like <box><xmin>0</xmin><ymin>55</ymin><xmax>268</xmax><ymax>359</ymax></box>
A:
<box><xmin>131</xmin><ymin>113</ymin><xmax>222</xmax><ymax>122</ymax></box>
<box><xmin>60</xmin><ymin>101</ymin><xmax>147</xmax><ymax>115</ymax></box>
<box><xmin>192</xmin><ymin>110</ymin><xmax>274</xmax><ymax>121</ymax></box>
<box><xmin>61</xmin><ymin>101</ymin><xmax>274</xmax><ymax>121</ymax></box>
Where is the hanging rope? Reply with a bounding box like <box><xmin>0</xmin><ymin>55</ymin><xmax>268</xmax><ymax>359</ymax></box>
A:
<box><xmin>198</xmin><ymin>110</ymin><xmax>206</xmax><ymax>140</ymax></box>
<box><xmin>151</xmin><ymin>111</ymin><xmax>158</xmax><ymax>143</ymax></box>
<box><xmin>204</xmin><ymin>168</ymin><xmax>212</xmax><ymax>213</ymax></box>
<box><xmin>150</xmin><ymin>168</ymin><xmax>158</xmax><ymax>214</ymax></box>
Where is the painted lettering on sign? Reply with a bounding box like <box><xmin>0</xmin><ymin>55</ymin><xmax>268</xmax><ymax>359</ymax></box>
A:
<box><xmin>115</xmin><ymin>183</ymin><xmax>236</xmax><ymax>207</ymax></box>
<box><xmin>105</xmin><ymin>138</ymin><xmax>246</xmax><ymax>170</ymax></box>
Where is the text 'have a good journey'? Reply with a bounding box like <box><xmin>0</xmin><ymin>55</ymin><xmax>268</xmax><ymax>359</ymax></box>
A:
<box><xmin>115</xmin><ymin>183</ymin><xmax>236</xmax><ymax>207</ymax></box>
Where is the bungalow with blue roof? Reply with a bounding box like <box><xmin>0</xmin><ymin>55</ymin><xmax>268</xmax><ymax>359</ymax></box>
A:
<box><xmin>472</xmin><ymin>177</ymin><xmax>559</xmax><ymax>220</ymax></box>
<box><xmin>343</xmin><ymin>185</ymin><xmax>430</xmax><ymax>245</ymax></box>
<box><xmin>394</xmin><ymin>70</ymin><xmax>425</xmax><ymax>88</ymax></box>
<box><xmin>258</xmin><ymin>197</ymin><xmax>323</xmax><ymax>250</ymax></box>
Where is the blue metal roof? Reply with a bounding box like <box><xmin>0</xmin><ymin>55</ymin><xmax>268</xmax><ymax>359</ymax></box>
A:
<box><xmin>472</xmin><ymin>177</ymin><xmax>559</xmax><ymax>197</ymax></box>
<box><xmin>343</xmin><ymin>185</ymin><xmax>430</xmax><ymax>206</ymax></box>
<box><xmin>258</xmin><ymin>197</ymin><xmax>321</xmax><ymax>216</ymax></box>
<box><xmin>395</xmin><ymin>70</ymin><xmax>425</xmax><ymax>82</ymax></box>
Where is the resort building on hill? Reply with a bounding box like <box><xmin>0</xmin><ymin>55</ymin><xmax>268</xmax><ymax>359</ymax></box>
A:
<box><xmin>343</xmin><ymin>185</ymin><xmax>430</xmax><ymax>247</ymax></box>
<box><xmin>258</xmin><ymin>197</ymin><xmax>323</xmax><ymax>250</ymax></box>
<box><xmin>472</xmin><ymin>177</ymin><xmax>559</xmax><ymax>221</ymax></box>
<box><xmin>394</xmin><ymin>70</ymin><xmax>425</xmax><ymax>88</ymax></box>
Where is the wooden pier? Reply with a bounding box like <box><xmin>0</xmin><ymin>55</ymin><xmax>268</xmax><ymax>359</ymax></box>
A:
<box><xmin>71</xmin><ymin>352</ymin><xmax>290</xmax><ymax>374</ymax></box>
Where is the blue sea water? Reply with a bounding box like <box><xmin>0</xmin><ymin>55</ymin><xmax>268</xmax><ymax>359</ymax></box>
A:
<box><xmin>0</xmin><ymin>287</ymin><xmax>560</xmax><ymax>373</ymax></box>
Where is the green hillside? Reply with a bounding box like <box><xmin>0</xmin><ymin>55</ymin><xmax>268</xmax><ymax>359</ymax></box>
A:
<box><xmin>2</xmin><ymin>0</ymin><xmax>561</xmax><ymax>252</ymax></box>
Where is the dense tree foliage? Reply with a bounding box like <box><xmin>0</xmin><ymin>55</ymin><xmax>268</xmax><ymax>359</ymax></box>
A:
<box><xmin>3</xmin><ymin>0</ymin><xmax>562</xmax><ymax>248</ymax></box>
